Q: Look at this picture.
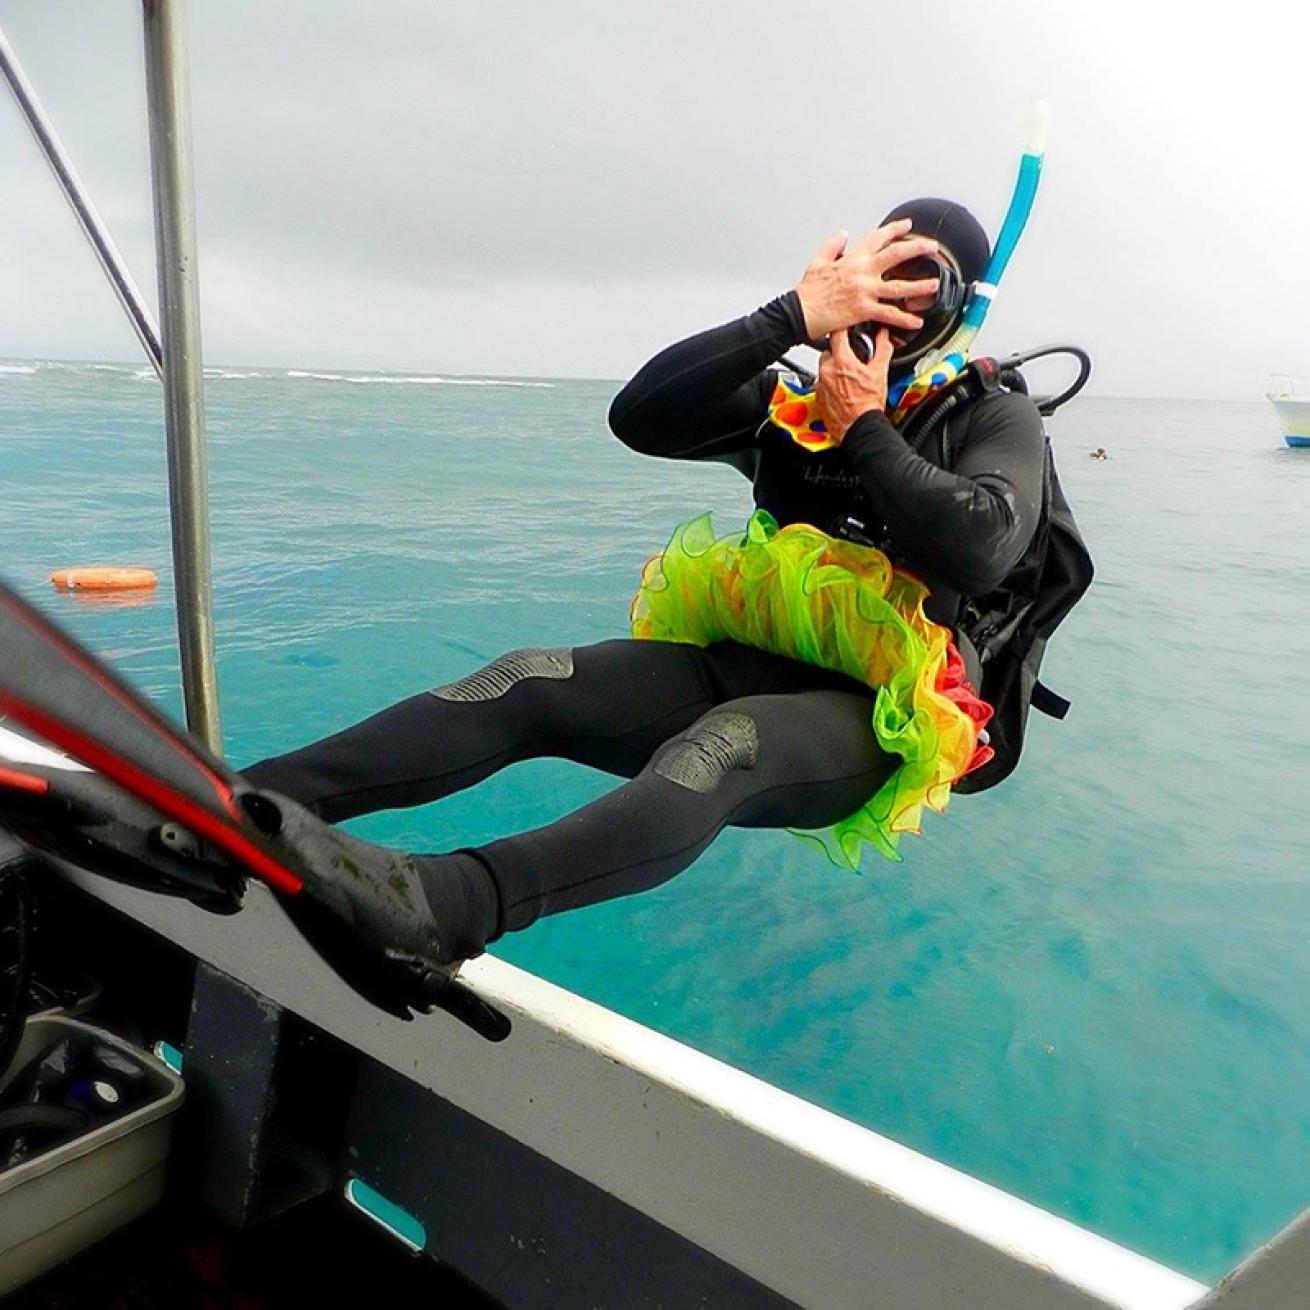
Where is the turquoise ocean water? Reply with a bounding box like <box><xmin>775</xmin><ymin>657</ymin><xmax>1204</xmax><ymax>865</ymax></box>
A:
<box><xmin>1</xmin><ymin>358</ymin><xmax>1307</xmax><ymax>1282</ymax></box>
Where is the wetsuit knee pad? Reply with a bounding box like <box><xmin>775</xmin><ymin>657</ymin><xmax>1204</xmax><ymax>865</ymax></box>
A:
<box><xmin>430</xmin><ymin>648</ymin><xmax>574</xmax><ymax>703</ymax></box>
<box><xmin>654</xmin><ymin>711</ymin><xmax>759</xmax><ymax>794</ymax></box>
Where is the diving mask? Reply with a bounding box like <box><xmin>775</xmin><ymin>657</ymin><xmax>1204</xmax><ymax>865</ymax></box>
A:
<box><xmin>861</xmin><ymin>247</ymin><xmax>967</xmax><ymax>369</ymax></box>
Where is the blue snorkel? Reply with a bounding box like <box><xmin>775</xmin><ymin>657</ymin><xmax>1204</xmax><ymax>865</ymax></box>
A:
<box><xmin>912</xmin><ymin>99</ymin><xmax>1049</xmax><ymax>379</ymax></box>
<box><xmin>773</xmin><ymin>101</ymin><xmax>1052</xmax><ymax>436</ymax></box>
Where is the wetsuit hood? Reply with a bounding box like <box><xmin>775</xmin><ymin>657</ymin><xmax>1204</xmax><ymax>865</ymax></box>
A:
<box><xmin>880</xmin><ymin>197</ymin><xmax>991</xmax><ymax>376</ymax></box>
<box><xmin>882</xmin><ymin>197</ymin><xmax>991</xmax><ymax>286</ymax></box>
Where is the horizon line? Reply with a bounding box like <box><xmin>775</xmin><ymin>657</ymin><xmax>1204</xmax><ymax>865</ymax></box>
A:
<box><xmin>0</xmin><ymin>352</ymin><xmax>1285</xmax><ymax>403</ymax></box>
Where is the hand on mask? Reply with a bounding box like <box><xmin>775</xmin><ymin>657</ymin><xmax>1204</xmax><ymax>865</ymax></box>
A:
<box><xmin>794</xmin><ymin>220</ymin><xmax>940</xmax><ymax>341</ymax></box>
<box><xmin>816</xmin><ymin>326</ymin><xmax>894</xmax><ymax>446</ymax></box>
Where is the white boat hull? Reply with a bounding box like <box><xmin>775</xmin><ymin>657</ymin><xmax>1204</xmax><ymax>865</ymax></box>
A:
<box><xmin>1265</xmin><ymin>392</ymin><xmax>1310</xmax><ymax>447</ymax></box>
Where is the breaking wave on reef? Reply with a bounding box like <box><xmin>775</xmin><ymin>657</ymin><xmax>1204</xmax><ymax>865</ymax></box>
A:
<box><xmin>284</xmin><ymin>370</ymin><xmax>554</xmax><ymax>388</ymax></box>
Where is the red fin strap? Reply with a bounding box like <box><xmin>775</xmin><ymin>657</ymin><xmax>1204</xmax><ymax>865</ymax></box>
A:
<box><xmin>0</xmin><ymin>765</ymin><xmax>49</xmax><ymax>796</ymax></box>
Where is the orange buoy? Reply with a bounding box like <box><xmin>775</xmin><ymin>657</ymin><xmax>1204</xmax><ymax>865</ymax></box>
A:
<box><xmin>51</xmin><ymin>567</ymin><xmax>158</xmax><ymax>592</ymax></box>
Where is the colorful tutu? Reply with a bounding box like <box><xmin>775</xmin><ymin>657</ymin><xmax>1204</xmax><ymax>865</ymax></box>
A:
<box><xmin>630</xmin><ymin>511</ymin><xmax>994</xmax><ymax>867</ymax></box>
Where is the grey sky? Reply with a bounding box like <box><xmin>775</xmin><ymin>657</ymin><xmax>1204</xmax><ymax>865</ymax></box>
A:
<box><xmin>0</xmin><ymin>0</ymin><xmax>1305</xmax><ymax>396</ymax></box>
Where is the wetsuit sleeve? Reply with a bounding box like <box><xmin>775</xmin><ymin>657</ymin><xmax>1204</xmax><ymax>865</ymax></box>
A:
<box><xmin>841</xmin><ymin>391</ymin><xmax>1045</xmax><ymax>596</ymax></box>
<box><xmin>607</xmin><ymin>292</ymin><xmax>808</xmax><ymax>462</ymax></box>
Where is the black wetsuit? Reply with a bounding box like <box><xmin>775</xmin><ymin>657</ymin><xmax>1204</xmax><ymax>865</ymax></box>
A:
<box><xmin>244</xmin><ymin>294</ymin><xmax>1045</xmax><ymax>961</ymax></box>
<box><xmin>611</xmin><ymin>293</ymin><xmax>1046</xmax><ymax>648</ymax></box>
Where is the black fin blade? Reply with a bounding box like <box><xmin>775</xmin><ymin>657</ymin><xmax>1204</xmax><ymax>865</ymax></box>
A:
<box><xmin>0</xmin><ymin>581</ymin><xmax>236</xmax><ymax>816</ymax></box>
<box><xmin>0</xmin><ymin>581</ymin><xmax>302</xmax><ymax>895</ymax></box>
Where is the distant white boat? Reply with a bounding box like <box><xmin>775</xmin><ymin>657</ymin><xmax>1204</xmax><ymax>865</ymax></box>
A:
<box><xmin>1267</xmin><ymin>375</ymin><xmax>1310</xmax><ymax>447</ymax></box>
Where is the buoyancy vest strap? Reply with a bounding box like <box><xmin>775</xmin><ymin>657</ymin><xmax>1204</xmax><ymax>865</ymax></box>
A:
<box><xmin>1031</xmin><ymin>679</ymin><xmax>1071</xmax><ymax>720</ymax></box>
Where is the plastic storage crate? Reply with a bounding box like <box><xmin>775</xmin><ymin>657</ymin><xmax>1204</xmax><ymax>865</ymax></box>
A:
<box><xmin>0</xmin><ymin>1015</ymin><xmax>184</xmax><ymax>1295</ymax></box>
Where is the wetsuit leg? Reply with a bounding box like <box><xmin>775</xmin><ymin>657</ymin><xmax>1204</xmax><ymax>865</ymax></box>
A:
<box><xmin>423</xmin><ymin>687</ymin><xmax>894</xmax><ymax>951</ymax></box>
<box><xmin>242</xmin><ymin>639</ymin><xmax>857</xmax><ymax>822</ymax></box>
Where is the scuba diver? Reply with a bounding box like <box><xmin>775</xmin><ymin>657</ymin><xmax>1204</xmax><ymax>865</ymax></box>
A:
<box><xmin>0</xmin><ymin>116</ymin><xmax>1091</xmax><ymax>1037</ymax></box>
<box><xmin>236</xmin><ymin>194</ymin><xmax>1054</xmax><ymax>966</ymax></box>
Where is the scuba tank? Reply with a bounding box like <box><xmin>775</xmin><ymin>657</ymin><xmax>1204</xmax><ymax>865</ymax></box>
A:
<box><xmin>898</xmin><ymin>344</ymin><xmax>1095</xmax><ymax>791</ymax></box>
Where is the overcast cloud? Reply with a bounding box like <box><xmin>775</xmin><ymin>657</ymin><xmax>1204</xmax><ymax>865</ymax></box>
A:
<box><xmin>0</xmin><ymin>0</ymin><xmax>1306</xmax><ymax>396</ymax></box>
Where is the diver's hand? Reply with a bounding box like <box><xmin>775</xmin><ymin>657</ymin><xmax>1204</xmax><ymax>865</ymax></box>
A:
<box><xmin>816</xmin><ymin>326</ymin><xmax>894</xmax><ymax>444</ymax></box>
<box><xmin>794</xmin><ymin>221</ymin><xmax>941</xmax><ymax>340</ymax></box>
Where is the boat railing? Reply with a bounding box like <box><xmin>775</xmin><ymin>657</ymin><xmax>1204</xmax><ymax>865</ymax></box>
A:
<box><xmin>1267</xmin><ymin>373</ymin><xmax>1310</xmax><ymax>399</ymax></box>
<box><xmin>0</xmin><ymin>3</ymin><xmax>221</xmax><ymax>752</ymax></box>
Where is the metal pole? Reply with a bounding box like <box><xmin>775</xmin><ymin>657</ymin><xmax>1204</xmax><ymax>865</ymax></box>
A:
<box><xmin>0</xmin><ymin>25</ymin><xmax>164</xmax><ymax>375</ymax></box>
<box><xmin>142</xmin><ymin>0</ymin><xmax>222</xmax><ymax>753</ymax></box>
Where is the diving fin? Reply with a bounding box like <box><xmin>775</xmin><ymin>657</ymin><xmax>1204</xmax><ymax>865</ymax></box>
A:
<box><xmin>0</xmin><ymin>582</ymin><xmax>510</xmax><ymax>1040</ymax></box>
<box><xmin>0</xmin><ymin>581</ymin><xmax>296</xmax><ymax>892</ymax></box>
<box><xmin>0</xmin><ymin>758</ymin><xmax>245</xmax><ymax>913</ymax></box>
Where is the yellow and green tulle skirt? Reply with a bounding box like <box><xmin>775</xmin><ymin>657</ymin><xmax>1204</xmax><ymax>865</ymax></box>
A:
<box><xmin>630</xmin><ymin>511</ymin><xmax>994</xmax><ymax>868</ymax></box>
